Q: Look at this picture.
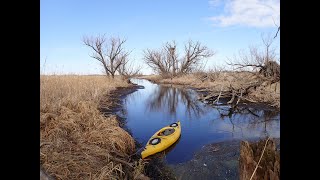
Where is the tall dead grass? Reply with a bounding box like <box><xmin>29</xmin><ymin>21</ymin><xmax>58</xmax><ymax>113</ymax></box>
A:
<box><xmin>40</xmin><ymin>75</ymin><xmax>136</xmax><ymax>179</ymax></box>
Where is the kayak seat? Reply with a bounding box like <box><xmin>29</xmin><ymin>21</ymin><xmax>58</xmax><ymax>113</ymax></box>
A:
<box><xmin>158</xmin><ymin>128</ymin><xmax>175</xmax><ymax>136</ymax></box>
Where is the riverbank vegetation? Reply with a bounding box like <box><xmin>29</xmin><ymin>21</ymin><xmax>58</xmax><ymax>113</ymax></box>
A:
<box><xmin>40</xmin><ymin>75</ymin><xmax>146</xmax><ymax>179</ymax></box>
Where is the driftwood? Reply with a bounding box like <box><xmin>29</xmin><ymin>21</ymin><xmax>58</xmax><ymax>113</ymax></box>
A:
<box><xmin>239</xmin><ymin>138</ymin><xmax>280</xmax><ymax>180</ymax></box>
<box><xmin>198</xmin><ymin>83</ymin><xmax>257</xmax><ymax>105</ymax></box>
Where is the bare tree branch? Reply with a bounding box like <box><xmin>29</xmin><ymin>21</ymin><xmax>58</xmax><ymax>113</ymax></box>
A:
<box><xmin>274</xmin><ymin>26</ymin><xmax>280</xmax><ymax>39</ymax></box>
<box><xmin>272</xmin><ymin>17</ymin><xmax>280</xmax><ymax>39</ymax></box>
<box><xmin>117</xmin><ymin>58</ymin><xmax>141</xmax><ymax>79</ymax></box>
<box><xmin>143</xmin><ymin>48</ymin><xmax>171</xmax><ymax>77</ymax></box>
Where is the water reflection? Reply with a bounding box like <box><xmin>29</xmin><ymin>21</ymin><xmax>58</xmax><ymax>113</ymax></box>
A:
<box><xmin>212</xmin><ymin>105</ymin><xmax>280</xmax><ymax>138</ymax></box>
<box><xmin>146</xmin><ymin>85</ymin><xmax>207</xmax><ymax>119</ymax></box>
<box><xmin>119</xmin><ymin>79</ymin><xmax>280</xmax><ymax>164</ymax></box>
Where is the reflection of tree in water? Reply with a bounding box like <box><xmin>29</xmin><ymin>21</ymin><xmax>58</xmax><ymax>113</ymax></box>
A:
<box><xmin>213</xmin><ymin>105</ymin><xmax>280</xmax><ymax>137</ymax></box>
<box><xmin>246</xmin><ymin>108</ymin><xmax>280</xmax><ymax>137</ymax></box>
<box><xmin>180</xmin><ymin>89</ymin><xmax>207</xmax><ymax>118</ymax></box>
<box><xmin>146</xmin><ymin>85</ymin><xmax>207</xmax><ymax>118</ymax></box>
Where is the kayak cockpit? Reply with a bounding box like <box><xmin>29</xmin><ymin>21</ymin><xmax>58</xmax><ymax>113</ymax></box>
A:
<box><xmin>158</xmin><ymin>128</ymin><xmax>175</xmax><ymax>136</ymax></box>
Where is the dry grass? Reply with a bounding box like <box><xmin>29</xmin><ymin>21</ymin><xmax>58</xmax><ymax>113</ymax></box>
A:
<box><xmin>40</xmin><ymin>75</ymin><xmax>137</xmax><ymax>180</ymax></box>
<box><xmin>143</xmin><ymin>72</ymin><xmax>257</xmax><ymax>90</ymax></box>
<box><xmin>40</xmin><ymin>75</ymin><xmax>129</xmax><ymax>112</ymax></box>
<box><xmin>142</xmin><ymin>74</ymin><xmax>200</xmax><ymax>86</ymax></box>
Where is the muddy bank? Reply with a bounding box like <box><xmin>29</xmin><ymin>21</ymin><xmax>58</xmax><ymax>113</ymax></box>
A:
<box><xmin>99</xmin><ymin>83</ymin><xmax>144</xmax><ymax>116</ymax></box>
<box><xmin>169</xmin><ymin>138</ymin><xmax>280</xmax><ymax>180</ymax></box>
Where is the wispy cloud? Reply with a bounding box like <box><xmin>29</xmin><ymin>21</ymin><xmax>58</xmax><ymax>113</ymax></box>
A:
<box><xmin>209</xmin><ymin>0</ymin><xmax>280</xmax><ymax>28</ymax></box>
<box><xmin>209</xmin><ymin>0</ymin><xmax>222</xmax><ymax>7</ymax></box>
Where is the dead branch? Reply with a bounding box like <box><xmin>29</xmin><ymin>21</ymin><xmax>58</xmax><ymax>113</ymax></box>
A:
<box><xmin>212</xmin><ymin>84</ymin><xmax>224</xmax><ymax>104</ymax></box>
<box><xmin>236</xmin><ymin>89</ymin><xmax>243</xmax><ymax>105</ymax></box>
<box><xmin>118</xmin><ymin>59</ymin><xmax>141</xmax><ymax>79</ymax></box>
<box><xmin>143</xmin><ymin>49</ymin><xmax>171</xmax><ymax>76</ymax></box>
<box><xmin>274</xmin><ymin>26</ymin><xmax>280</xmax><ymax>39</ymax></box>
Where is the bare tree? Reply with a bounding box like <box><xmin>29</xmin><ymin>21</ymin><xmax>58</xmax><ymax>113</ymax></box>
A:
<box><xmin>180</xmin><ymin>40</ymin><xmax>215</xmax><ymax>74</ymax></box>
<box><xmin>227</xmin><ymin>34</ymin><xmax>279</xmax><ymax>80</ymax></box>
<box><xmin>143</xmin><ymin>40</ymin><xmax>215</xmax><ymax>77</ymax></box>
<box><xmin>83</xmin><ymin>35</ymin><xmax>130</xmax><ymax>78</ymax></box>
<box><xmin>164</xmin><ymin>41</ymin><xmax>178</xmax><ymax>78</ymax></box>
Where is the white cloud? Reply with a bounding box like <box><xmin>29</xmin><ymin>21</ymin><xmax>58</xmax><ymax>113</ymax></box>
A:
<box><xmin>209</xmin><ymin>0</ymin><xmax>280</xmax><ymax>27</ymax></box>
<box><xmin>209</xmin><ymin>0</ymin><xmax>222</xmax><ymax>7</ymax></box>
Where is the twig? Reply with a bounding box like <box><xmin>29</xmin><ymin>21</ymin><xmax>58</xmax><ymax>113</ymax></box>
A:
<box><xmin>249</xmin><ymin>137</ymin><xmax>270</xmax><ymax>180</ymax></box>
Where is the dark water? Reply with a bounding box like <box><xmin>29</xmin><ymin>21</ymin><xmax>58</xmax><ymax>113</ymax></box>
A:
<box><xmin>117</xmin><ymin>79</ymin><xmax>280</xmax><ymax>164</ymax></box>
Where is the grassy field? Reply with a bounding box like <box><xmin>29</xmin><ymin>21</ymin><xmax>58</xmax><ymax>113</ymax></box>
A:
<box><xmin>40</xmin><ymin>75</ymin><xmax>144</xmax><ymax>180</ymax></box>
<box><xmin>141</xmin><ymin>72</ymin><xmax>280</xmax><ymax>108</ymax></box>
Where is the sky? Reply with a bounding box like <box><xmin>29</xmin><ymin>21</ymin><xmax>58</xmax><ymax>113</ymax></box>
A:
<box><xmin>40</xmin><ymin>0</ymin><xmax>280</xmax><ymax>75</ymax></box>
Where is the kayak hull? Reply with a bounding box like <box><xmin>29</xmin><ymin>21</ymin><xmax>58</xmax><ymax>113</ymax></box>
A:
<box><xmin>141</xmin><ymin>121</ymin><xmax>181</xmax><ymax>159</ymax></box>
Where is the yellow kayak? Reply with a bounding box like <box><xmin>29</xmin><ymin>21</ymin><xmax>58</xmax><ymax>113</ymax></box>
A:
<box><xmin>141</xmin><ymin>121</ymin><xmax>181</xmax><ymax>159</ymax></box>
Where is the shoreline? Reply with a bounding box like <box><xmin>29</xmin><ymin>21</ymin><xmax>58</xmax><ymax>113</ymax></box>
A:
<box><xmin>138</xmin><ymin>76</ymin><xmax>280</xmax><ymax>110</ymax></box>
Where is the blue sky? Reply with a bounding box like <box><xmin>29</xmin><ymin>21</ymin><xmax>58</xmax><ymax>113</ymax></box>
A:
<box><xmin>40</xmin><ymin>0</ymin><xmax>280</xmax><ymax>75</ymax></box>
